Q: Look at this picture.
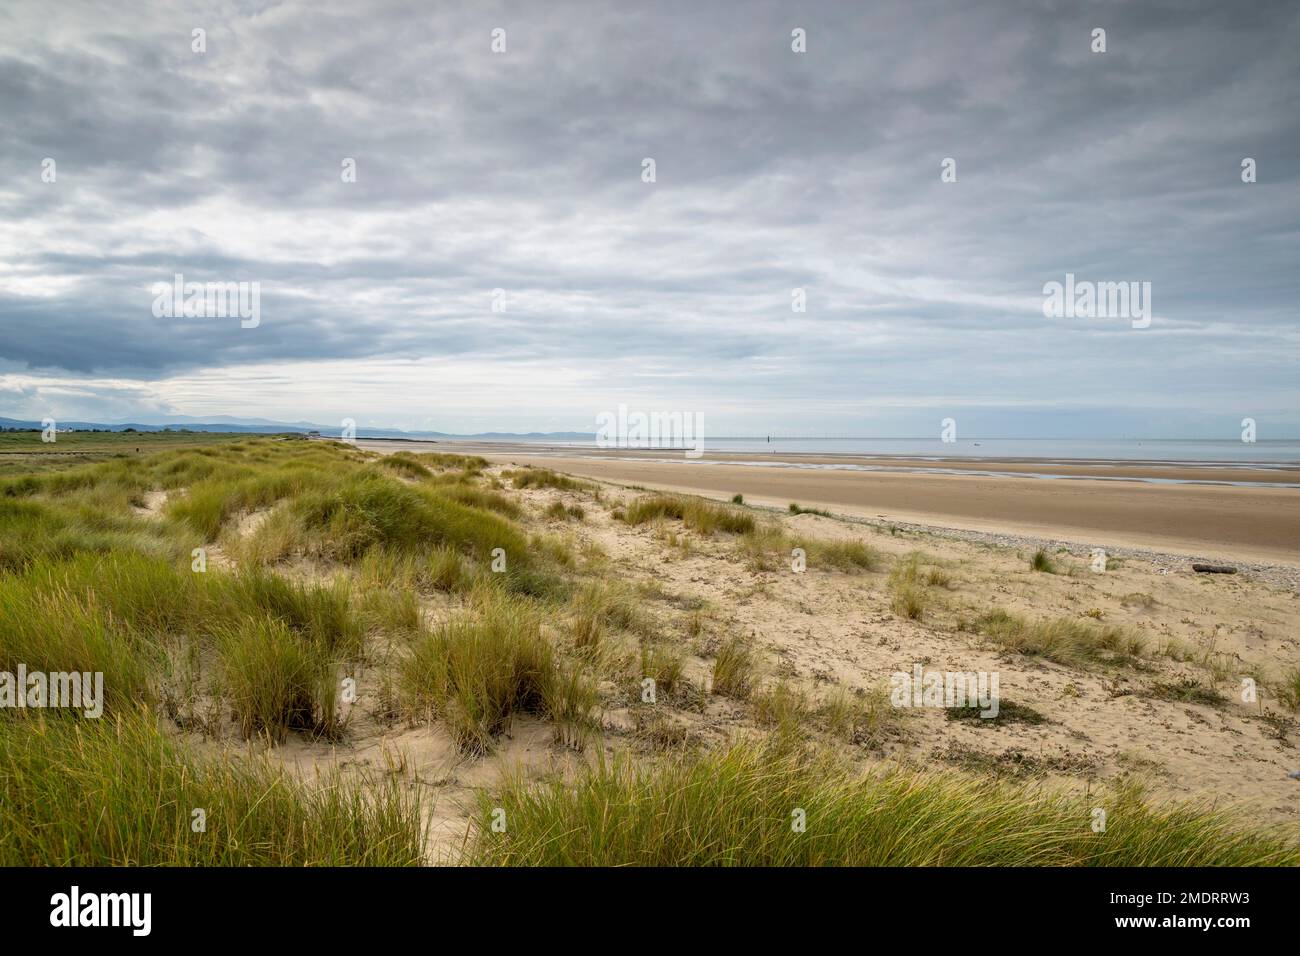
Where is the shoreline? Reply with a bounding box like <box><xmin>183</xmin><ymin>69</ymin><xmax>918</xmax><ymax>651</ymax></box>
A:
<box><xmin>357</xmin><ymin>439</ymin><xmax>1300</xmax><ymax>567</ymax></box>
<box><xmin>353</xmin><ymin>438</ymin><xmax>1300</xmax><ymax>482</ymax></box>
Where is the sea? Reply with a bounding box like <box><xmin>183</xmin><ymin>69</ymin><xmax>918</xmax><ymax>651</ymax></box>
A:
<box><xmin>485</xmin><ymin>437</ymin><xmax>1300</xmax><ymax>466</ymax></box>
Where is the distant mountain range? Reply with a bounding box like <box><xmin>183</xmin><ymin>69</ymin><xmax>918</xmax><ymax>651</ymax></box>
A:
<box><xmin>0</xmin><ymin>416</ymin><xmax>593</xmax><ymax>441</ymax></box>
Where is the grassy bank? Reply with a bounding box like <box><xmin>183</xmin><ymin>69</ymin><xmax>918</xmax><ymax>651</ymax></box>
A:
<box><xmin>466</xmin><ymin>738</ymin><xmax>1300</xmax><ymax>866</ymax></box>
<box><xmin>0</xmin><ymin>711</ymin><xmax>424</xmax><ymax>865</ymax></box>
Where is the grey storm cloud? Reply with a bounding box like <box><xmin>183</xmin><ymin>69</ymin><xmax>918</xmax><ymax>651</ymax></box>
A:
<box><xmin>0</xmin><ymin>0</ymin><xmax>1296</xmax><ymax>432</ymax></box>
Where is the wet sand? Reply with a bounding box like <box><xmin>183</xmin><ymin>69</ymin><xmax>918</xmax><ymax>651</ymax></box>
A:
<box><xmin>379</xmin><ymin>442</ymin><xmax>1300</xmax><ymax>484</ymax></box>
<box><xmin>357</xmin><ymin>440</ymin><xmax>1300</xmax><ymax>565</ymax></box>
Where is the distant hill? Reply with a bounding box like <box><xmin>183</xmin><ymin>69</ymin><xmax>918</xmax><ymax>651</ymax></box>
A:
<box><xmin>0</xmin><ymin>416</ymin><xmax>593</xmax><ymax>441</ymax></box>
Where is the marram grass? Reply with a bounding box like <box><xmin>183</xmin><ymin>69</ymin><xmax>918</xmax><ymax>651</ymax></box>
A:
<box><xmin>399</xmin><ymin>586</ymin><xmax>602</xmax><ymax>754</ymax></box>
<box><xmin>464</xmin><ymin>738</ymin><xmax>1300</xmax><ymax>867</ymax></box>
<box><xmin>623</xmin><ymin>494</ymin><xmax>755</xmax><ymax>535</ymax></box>
<box><xmin>0</xmin><ymin>712</ymin><xmax>424</xmax><ymax>866</ymax></box>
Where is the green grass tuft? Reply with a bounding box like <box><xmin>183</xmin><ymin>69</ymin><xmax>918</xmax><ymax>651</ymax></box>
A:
<box><xmin>711</xmin><ymin>636</ymin><xmax>756</xmax><ymax>699</ymax></box>
<box><xmin>0</xmin><ymin>712</ymin><xmax>424</xmax><ymax>865</ymax></box>
<box><xmin>788</xmin><ymin>502</ymin><xmax>832</xmax><ymax>517</ymax></box>
<box><xmin>1030</xmin><ymin>549</ymin><xmax>1057</xmax><ymax>573</ymax></box>
<box><xmin>624</xmin><ymin>494</ymin><xmax>755</xmax><ymax>535</ymax></box>
<box><xmin>976</xmin><ymin>609</ymin><xmax>1147</xmax><ymax>667</ymax></box>
<box><xmin>510</xmin><ymin>468</ymin><xmax>590</xmax><ymax>492</ymax></box>
<box><xmin>464</xmin><ymin>738</ymin><xmax>1300</xmax><ymax>866</ymax></box>
<box><xmin>399</xmin><ymin>592</ymin><xmax>578</xmax><ymax>753</ymax></box>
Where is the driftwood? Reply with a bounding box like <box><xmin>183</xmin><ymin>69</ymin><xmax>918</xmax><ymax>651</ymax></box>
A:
<box><xmin>1191</xmin><ymin>564</ymin><xmax>1237</xmax><ymax>574</ymax></box>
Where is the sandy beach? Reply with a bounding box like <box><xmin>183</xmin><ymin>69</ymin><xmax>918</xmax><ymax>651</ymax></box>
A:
<box><xmin>331</xmin><ymin>440</ymin><xmax>1300</xmax><ymax>831</ymax></box>
<box><xmin>359</xmin><ymin>440</ymin><xmax>1300</xmax><ymax>567</ymax></box>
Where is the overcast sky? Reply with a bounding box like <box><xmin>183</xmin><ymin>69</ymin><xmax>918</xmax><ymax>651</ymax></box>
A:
<box><xmin>1</xmin><ymin>0</ymin><xmax>1296</xmax><ymax>436</ymax></box>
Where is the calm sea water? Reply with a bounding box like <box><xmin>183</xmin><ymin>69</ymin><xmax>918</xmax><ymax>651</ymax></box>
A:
<box><xmin>498</xmin><ymin>438</ymin><xmax>1300</xmax><ymax>465</ymax></box>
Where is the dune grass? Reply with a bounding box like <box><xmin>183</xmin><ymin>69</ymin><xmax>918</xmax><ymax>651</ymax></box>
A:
<box><xmin>217</xmin><ymin>616</ymin><xmax>346</xmax><ymax>741</ymax></box>
<box><xmin>808</xmin><ymin>538</ymin><xmax>881</xmax><ymax>571</ymax></box>
<box><xmin>162</xmin><ymin>458</ymin><xmax>346</xmax><ymax>542</ymax></box>
<box><xmin>416</xmin><ymin>452</ymin><xmax>489</xmax><ymax>473</ymax></box>
<box><xmin>569</xmin><ymin>580</ymin><xmax>649</xmax><ymax>646</ymax></box>
<box><xmin>353</xmin><ymin>545</ymin><xmax>482</xmax><ymax>597</ymax></box>
<box><xmin>1280</xmin><ymin>666</ymin><xmax>1300</xmax><ymax>711</ymax></box>
<box><xmin>624</xmin><ymin>494</ymin><xmax>755</xmax><ymax>535</ymax></box>
<box><xmin>736</xmin><ymin>521</ymin><xmax>882</xmax><ymax>573</ymax></box>
<box><xmin>892</xmin><ymin>551</ymin><xmax>953</xmax><ymax>588</ymax></box>
<box><xmin>544</xmin><ymin>500</ymin><xmax>585</xmax><ymax>522</ymax></box>
<box><xmin>820</xmin><ymin>684</ymin><xmax>899</xmax><ymax>746</ymax></box>
<box><xmin>0</xmin><ymin>712</ymin><xmax>424</xmax><ymax>865</ymax></box>
<box><xmin>640</xmin><ymin>643</ymin><xmax>685</xmax><ymax>698</ymax></box>
<box><xmin>427</xmin><ymin>545</ymin><xmax>482</xmax><ymax>593</ymax></box>
<box><xmin>437</xmin><ymin>484</ymin><xmax>523</xmax><ymax>519</ymax></box>
<box><xmin>166</xmin><ymin>481</ymin><xmax>236</xmax><ymax>540</ymax></box>
<box><xmin>1149</xmin><ymin>677</ymin><xmax>1226</xmax><ymax>707</ymax></box>
<box><xmin>221</xmin><ymin>569</ymin><xmax>363</xmax><ymax>658</ymax></box>
<box><xmin>222</xmin><ymin>503</ymin><xmax>300</xmax><ymax>565</ymax></box>
<box><xmin>292</xmin><ymin>472</ymin><xmax>527</xmax><ymax>561</ymax></box>
<box><xmin>0</xmin><ymin>494</ymin><xmax>186</xmax><ymax>571</ymax></box>
<box><xmin>788</xmin><ymin>502</ymin><xmax>832</xmax><ymax>517</ymax></box>
<box><xmin>398</xmin><ymin>590</ymin><xmax>595</xmax><ymax>753</ymax></box>
<box><xmin>890</xmin><ymin>584</ymin><xmax>927</xmax><ymax>620</ymax></box>
<box><xmin>0</xmin><ymin>550</ymin><xmax>365</xmax><ymax>735</ymax></box>
<box><xmin>887</xmin><ymin>552</ymin><xmax>953</xmax><ymax>620</ymax></box>
<box><xmin>379</xmin><ymin>452</ymin><xmax>434</xmax><ymax>479</ymax></box>
<box><xmin>1</xmin><ymin>440</ymin><xmax>356</xmax><ymax>569</ymax></box>
<box><xmin>277</xmin><ymin>468</ymin><xmax>569</xmax><ymax>599</ymax></box>
<box><xmin>752</xmin><ymin>681</ymin><xmax>809</xmax><ymax>736</ymax></box>
<box><xmin>357</xmin><ymin>584</ymin><xmax>422</xmax><ymax>635</ymax></box>
<box><xmin>888</xmin><ymin>558</ymin><xmax>929</xmax><ymax>619</ymax></box>
<box><xmin>0</xmin><ymin>573</ymin><xmax>157</xmax><ymax>715</ymax></box>
<box><xmin>1030</xmin><ymin>548</ymin><xmax>1057</xmax><ymax>573</ymax></box>
<box><xmin>0</xmin><ymin>439</ymin><xmax>571</xmax><ymax>746</ymax></box>
<box><xmin>509</xmin><ymin>468</ymin><xmax>590</xmax><ymax>492</ymax></box>
<box><xmin>543</xmin><ymin>661</ymin><xmax>601</xmax><ymax>750</ymax></box>
<box><xmin>711</xmin><ymin>635</ymin><xmax>756</xmax><ymax>699</ymax></box>
<box><xmin>976</xmin><ymin>609</ymin><xmax>1147</xmax><ymax>667</ymax></box>
<box><xmin>464</xmin><ymin>737</ymin><xmax>1300</xmax><ymax>866</ymax></box>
